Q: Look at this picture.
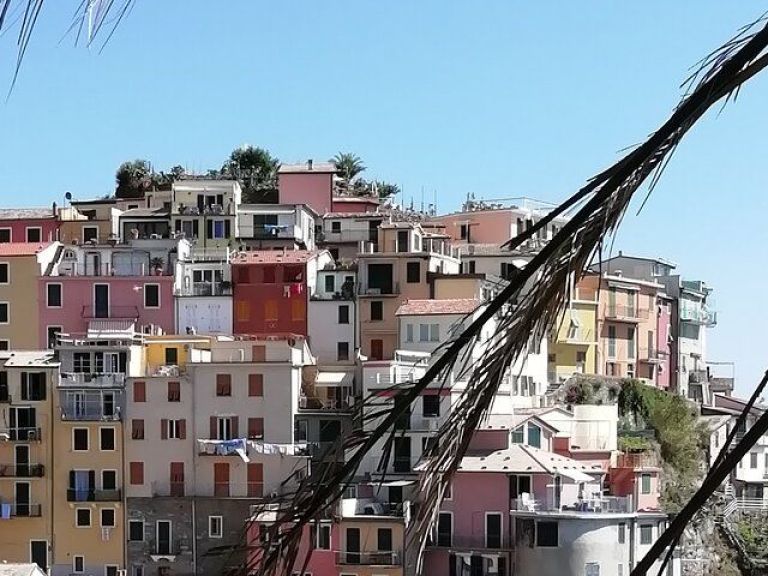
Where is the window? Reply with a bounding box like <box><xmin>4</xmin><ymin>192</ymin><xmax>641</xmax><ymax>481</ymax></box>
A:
<box><xmin>371</xmin><ymin>301</ymin><xmax>383</xmax><ymax>321</ymax></box>
<box><xmin>325</xmin><ymin>275</ymin><xmax>335</xmax><ymax>292</ymax></box>
<box><xmin>338</xmin><ymin>305</ymin><xmax>350</xmax><ymax>324</ymax></box>
<box><xmin>47</xmin><ymin>326</ymin><xmax>61</xmax><ymax>348</ymax></box>
<box><xmin>337</xmin><ymin>342</ymin><xmax>349</xmax><ymax>362</ymax></box>
<box><xmin>751</xmin><ymin>452</ymin><xmax>759</xmax><ymax>469</ymax></box>
<box><xmin>236</xmin><ymin>300</ymin><xmax>250</xmax><ymax>322</ymax></box>
<box><xmin>73</xmin><ymin>556</ymin><xmax>85</xmax><ymax>572</ymax></box>
<box><xmin>419</xmin><ymin>324</ymin><xmax>429</xmax><ymax>341</ymax></box>
<box><xmin>165</xmin><ymin>419</ymin><xmax>185</xmax><ymax>440</ymax></box>
<box><xmin>132</xmin><ymin>566</ymin><xmax>144</xmax><ymax>576</ymax></box>
<box><xmin>129</xmin><ymin>462</ymin><xmax>144</xmax><ymax>485</ymax></box>
<box><xmin>167</xmin><ymin>381</ymin><xmax>181</xmax><ymax>402</ymax></box>
<box><xmin>82</xmin><ymin>226</ymin><xmax>98</xmax><ymax>243</ymax></box>
<box><xmin>585</xmin><ymin>563</ymin><xmax>600</xmax><ymax>576</ymax></box>
<box><xmin>131</xmin><ymin>419</ymin><xmax>145</xmax><ymax>440</ymax></box>
<box><xmin>576</xmin><ymin>351</ymin><xmax>587</xmax><ymax>364</ymax></box>
<box><xmin>486</xmin><ymin>513</ymin><xmax>502</xmax><ymax>549</ymax></box>
<box><xmin>0</xmin><ymin>229</ymin><xmax>9</xmax><ymax>242</ymax></box>
<box><xmin>0</xmin><ymin>340</ymin><xmax>9</xmax><ymax>351</ymax></box>
<box><xmin>43</xmin><ymin>283</ymin><xmax>63</xmax><ymax>309</ymax></box>
<box><xmin>291</xmin><ymin>299</ymin><xmax>305</xmax><ymax>321</ymax></box>
<box><xmin>21</xmin><ymin>372</ymin><xmax>46</xmax><ymax>401</ymax></box>
<box><xmin>209</xmin><ymin>516</ymin><xmax>223</xmax><ymax>538</ymax></box>
<box><xmin>249</xmin><ymin>374</ymin><xmax>264</xmax><ymax>397</ymax></box>
<box><xmin>536</xmin><ymin>521</ymin><xmax>558</xmax><ymax>547</ymax></box>
<box><xmin>527</xmin><ymin>423</ymin><xmax>542</xmax><ymax>449</ymax></box>
<box><xmin>378</xmin><ymin>527</ymin><xmax>393</xmax><ymax>552</ymax></box>
<box><xmin>100</xmin><ymin>428</ymin><xmax>116</xmax><ymax>451</ymax></box>
<box><xmin>331</xmin><ymin>221</ymin><xmax>341</xmax><ymax>233</ymax></box>
<box><xmin>248</xmin><ymin>417</ymin><xmax>264</xmax><ymax>440</ymax></box>
<box><xmin>511</xmin><ymin>426</ymin><xmax>524</xmax><ymax>444</ymax></box>
<box><xmin>607</xmin><ymin>326</ymin><xmax>616</xmax><ymax>357</ymax></box>
<box><xmin>406</xmin><ymin>324</ymin><xmax>414</xmax><ymax>342</ymax></box>
<box><xmin>406</xmin><ymin>261</ymin><xmax>421</xmax><ymax>283</ymax></box>
<box><xmin>143</xmin><ymin>284</ymin><xmax>160</xmax><ymax>308</ymax></box>
<box><xmin>129</xmin><ymin>520</ymin><xmax>144</xmax><ymax>541</ymax></box>
<box><xmin>459</xmin><ymin>223</ymin><xmax>468</xmax><ymax>240</ymax></box>
<box><xmin>101</xmin><ymin>508</ymin><xmax>116</xmax><ymax>527</ymax></box>
<box><xmin>73</xmin><ymin>428</ymin><xmax>89</xmax><ymax>451</ymax></box>
<box><xmin>430</xmin><ymin>324</ymin><xmax>439</xmax><ymax>342</ymax></box>
<box><xmin>0</xmin><ymin>302</ymin><xmax>8</xmax><ymax>324</ymax></box>
<box><xmin>105</xmin><ymin>566</ymin><xmax>119</xmax><ymax>576</ymax></box>
<box><xmin>216</xmin><ymin>374</ymin><xmax>232</xmax><ymax>396</ymax></box>
<box><xmin>641</xmin><ymin>473</ymin><xmax>652</xmax><ymax>494</ymax></box>
<box><xmin>627</xmin><ymin>327</ymin><xmax>636</xmax><ymax>360</ymax></box>
<box><xmin>102</xmin><ymin>470</ymin><xmax>117</xmax><ymax>491</ymax></box>
<box><xmin>76</xmin><ymin>508</ymin><xmax>91</xmax><ymax>527</ymax></box>
<box><xmin>422</xmin><ymin>395</ymin><xmax>440</xmax><ymax>417</ymax></box>
<box><xmin>640</xmin><ymin>524</ymin><xmax>653</xmax><ymax>545</ymax></box>
<box><xmin>437</xmin><ymin>512</ymin><xmax>452</xmax><ymax>546</ymax></box>
<box><xmin>26</xmin><ymin>227</ymin><xmax>41</xmax><ymax>242</ymax></box>
<box><xmin>0</xmin><ymin>263</ymin><xmax>7</xmax><ymax>284</ymax></box>
<box><xmin>618</xmin><ymin>522</ymin><xmax>626</xmax><ymax>544</ymax></box>
<box><xmin>264</xmin><ymin>300</ymin><xmax>278</xmax><ymax>322</ymax></box>
<box><xmin>133</xmin><ymin>381</ymin><xmax>146</xmax><ymax>402</ymax></box>
<box><xmin>217</xmin><ymin>417</ymin><xmax>234</xmax><ymax>441</ymax></box>
<box><xmin>313</xmin><ymin>523</ymin><xmax>331</xmax><ymax>550</ymax></box>
<box><xmin>207</xmin><ymin>219</ymin><xmax>228</xmax><ymax>239</ymax></box>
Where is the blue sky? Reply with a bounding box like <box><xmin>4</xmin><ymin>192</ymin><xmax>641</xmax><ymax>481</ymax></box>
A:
<box><xmin>0</xmin><ymin>1</ymin><xmax>765</xmax><ymax>395</ymax></box>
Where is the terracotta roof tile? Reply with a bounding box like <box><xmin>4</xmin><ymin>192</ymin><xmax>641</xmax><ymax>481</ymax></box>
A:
<box><xmin>396</xmin><ymin>298</ymin><xmax>478</xmax><ymax>316</ymax></box>
<box><xmin>0</xmin><ymin>242</ymin><xmax>52</xmax><ymax>256</ymax></box>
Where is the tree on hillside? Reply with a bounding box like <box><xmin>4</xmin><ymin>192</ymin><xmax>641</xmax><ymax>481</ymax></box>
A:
<box><xmin>331</xmin><ymin>152</ymin><xmax>366</xmax><ymax>190</ymax></box>
<box><xmin>115</xmin><ymin>159</ymin><xmax>151</xmax><ymax>198</ymax></box>
<box><xmin>372</xmin><ymin>180</ymin><xmax>400</xmax><ymax>200</ymax></box>
<box><xmin>222</xmin><ymin>145</ymin><xmax>280</xmax><ymax>203</ymax></box>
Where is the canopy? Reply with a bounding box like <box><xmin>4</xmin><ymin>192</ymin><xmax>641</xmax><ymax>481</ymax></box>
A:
<box><xmin>315</xmin><ymin>371</ymin><xmax>353</xmax><ymax>387</ymax></box>
<box><xmin>552</xmin><ymin>467</ymin><xmax>597</xmax><ymax>483</ymax></box>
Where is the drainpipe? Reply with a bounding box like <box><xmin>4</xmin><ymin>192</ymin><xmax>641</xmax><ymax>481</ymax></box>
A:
<box><xmin>191</xmin><ymin>363</ymin><xmax>198</xmax><ymax>574</ymax></box>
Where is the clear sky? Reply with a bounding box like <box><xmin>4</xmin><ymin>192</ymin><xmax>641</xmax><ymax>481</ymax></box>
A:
<box><xmin>0</xmin><ymin>1</ymin><xmax>765</xmax><ymax>395</ymax></box>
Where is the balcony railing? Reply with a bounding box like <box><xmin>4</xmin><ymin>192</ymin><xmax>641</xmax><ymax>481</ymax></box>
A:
<box><xmin>195</xmin><ymin>482</ymin><xmax>265</xmax><ymax>498</ymax></box>
<box><xmin>60</xmin><ymin>372</ymin><xmax>126</xmax><ymax>388</ymax></box>
<box><xmin>4</xmin><ymin>503</ymin><xmax>42</xmax><ymax>517</ymax></box>
<box><xmin>639</xmin><ymin>348</ymin><xmax>666</xmax><ymax>363</ymax></box>
<box><xmin>248</xmin><ymin>226</ymin><xmax>297</xmax><ymax>240</ymax></box>
<box><xmin>679</xmin><ymin>306</ymin><xmax>717</xmax><ymax>326</ymax></box>
<box><xmin>320</xmin><ymin>229</ymin><xmax>379</xmax><ymax>244</ymax></box>
<box><xmin>358</xmin><ymin>282</ymin><xmax>401</xmax><ymax>296</ymax></box>
<box><xmin>60</xmin><ymin>404</ymin><xmax>121</xmax><ymax>422</ymax></box>
<box><xmin>429</xmin><ymin>534</ymin><xmax>508</xmax><ymax>550</ymax></box>
<box><xmin>0</xmin><ymin>464</ymin><xmax>44</xmax><ymax>477</ymax></box>
<box><xmin>298</xmin><ymin>395</ymin><xmax>354</xmax><ymax>412</ymax></box>
<box><xmin>60</xmin><ymin>263</ymin><xmax>170</xmax><ymax>277</ymax></box>
<box><xmin>174</xmin><ymin>282</ymin><xmax>232</xmax><ymax>297</ymax></box>
<box><xmin>67</xmin><ymin>488</ymin><xmax>122</xmax><ymax>502</ymax></box>
<box><xmin>335</xmin><ymin>551</ymin><xmax>401</xmax><ymax>566</ymax></box>
<box><xmin>0</xmin><ymin>427</ymin><xmax>41</xmax><ymax>442</ymax></box>
<box><xmin>605</xmin><ymin>305</ymin><xmax>648</xmax><ymax>321</ymax></box>
<box><xmin>511</xmin><ymin>495</ymin><xmax>632</xmax><ymax>514</ymax></box>
<box><xmin>146</xmin><ymin>364</ymin><xmax>185</xmax><ymax>378</ymax></box>
<box><xmin>175</xmin><ymin>204</ymin><xmax>234</xmax><ymax>216</ymax></box>
<box><xmin>81</xmin><ymin>305</ymin><xmax>140</xmax><ymax>320</ymax></box>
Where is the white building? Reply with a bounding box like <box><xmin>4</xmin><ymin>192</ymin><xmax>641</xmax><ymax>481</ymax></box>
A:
<box><xmin>173</xmin><ymin>245</ymin><xmax>233</xmax><ymax>335</ymax></box>
<box><xmin>236</xmin><ymin>203</ymin><xmax>318</xmax><ymax>250</ymax></box>
<box><xmin>308</xmin><ymin>266</ymin><xmax>357</xmax><ymax>365</ymax></box>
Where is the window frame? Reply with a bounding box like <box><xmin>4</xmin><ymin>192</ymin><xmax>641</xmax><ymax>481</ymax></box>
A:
<box><xmin>72</xmin><ymin>428</ymin><xmax>89</xmax><ymax>452</ymax></box>
<box><xmin>128</xmin><ymin>519</ymin><xmax>144</xmax><ymax>542</ymax></box>
<box><xmin>640</xmin><ymin>473</ymin><xmax>652</xmax><ymax>494</ymax></box>
<box><xmin>100</xmin><ymin>507</ymin><xmax>116</xmax><ymax>528</ymax></box>
<box><xmin>639</xmin><ymin>524</ymin><xmax>653</xmax><ymax>545</ymax></box>
<box><xmin>406</xmin><ymin>261</ymin><xmax>421</xmax><ymax>283</ymax></box>
<box><xmin>337</xmin><ymin>341</ymin><xmax>350</xmax><ymax>362</ymax></box>
<box><xmin>82</xmin><ymin>226</ymin><xmax>99</xmax><ymax>243</ymax></box>
<box><xmin>436</xmin><ymin>511</ymin><xmax>453</xmax><ymax>547</ymax></box>
<box><xmin>73</xmin><ymin>555</ymin><xmax>85</xmax><ymax>573</ymax></box>
<box><xmin>208</xmin><ymin>515</ymin><xmax>224</xmax><ymax>539</ymax></box>
<box><xmin>75</xmin><ymin>508</ymin><xmax>92</xmax><ymax>528</ymax></box>
<box><xmin>370</xmin><ymin>300</ymin><xmax>383</xmax><ymax>321</ymax></box>
<box><xmin>0</xmin><ymin>301</ymin><xmax>9</xmax><ymax>324</ymax></box>
<box><xmin>101</xmin><ymin>469</ymin><xmax>118</xmax><ymax>491</ymax></box>
<box><xmin>485</xmin><ymin>511</ymin><xmax>503</xmax><ymax>549</ymax></box>
<box><xmin>536</xmin><ymin>520</ymin><xmax>559</xmax><ymax>547</ymax></box>
<box><xmin>338</xmin><ymin>304</ymin><xmax>350</xmax><ymax>325</ymax></box>
<box><xmin>0</xmin><ymin>262</ymin><xmax>9</xmax><ymax>285</ymax></box>
<box><xmin>0</xmin><ymin>228</ymin><xmax>10</xmax><ymax>243</ymax></box>
<box><xmin>25</xmin><ymin>227</ymin><xmax>42</xmax><ymax>243</ymax></box>
<box><xmin>143</xmin><ymin>284</ymin><xmax>161</xmax><ymax>309</ymax></box>
<box><xmin>99</xmin><ymin>427</ymin><xmax>116</xmax><ymax>452</ymax></box>
<box><xmin>46</xmin><ymin>282</ymin><xmax>63</xmax><ymax>307</ymax></box>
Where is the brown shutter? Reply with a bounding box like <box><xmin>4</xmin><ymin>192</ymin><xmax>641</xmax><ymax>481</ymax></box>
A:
<box><xmin>179</xmin><ymin>419</ymin><xmax>186</xmax><ymax>440</ymax></box>
<box><xmin>248</xmin><ymin>374</ymin><xmax>264</xmax><ymax>397</ymax></box>
<box><xmin>231</xmin><ymin>416</ymin><xmax>239</xmax><ymax>439</ymax></box>
<box><xmin>252</xmin><ymin>346</ymin><xmax>266</xmax><ymax>362</ymax></box>
<box><xmin>210</xmin><ymin>416</ymin><xmax>217</xmax><ymax>440</ymax></box>
<box><xmin>161</xmin><ymin>419</ymin><xmax>168</xmax><ymax>440</ymax></box>
<box><xmin>134</xmin><ymin>381</ymin><xmax>146</xmax><ymax>402</ymax></box>
<box><xmin>248</xmin><ymin>463</ymin><xmax>263</xmax><ymax>497</ymax></box>
<box><xmin>248</xmin><ymin>417</ymin><xmax>264</xmax><ymax>439</ymax></box>
<box><xmin>130</xmin><ymin>462</ymin><xmax>144</xmax><ymax>485</ymax></box>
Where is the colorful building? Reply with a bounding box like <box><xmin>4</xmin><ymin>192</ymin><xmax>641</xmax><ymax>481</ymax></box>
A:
<box><xmin>170</xmin><ymin>180</ymin><xmax>241</xmax><ymax>251</ymax></box>
<box><xmin>277</xmin><ymin>161</ymin><xmax>337</xmax><ymax>216</ymax></box>
<box><xmin>0</xmin><ymin>207</ymin><xmax>60</xmax><ymax>244</ymax></box>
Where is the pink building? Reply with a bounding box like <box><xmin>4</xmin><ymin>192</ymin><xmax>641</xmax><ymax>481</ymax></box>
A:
<box><xmin>278</xmin><ymin>161</ymin><xmax>337</xmax><ymax>216</ymax></box>
<box><xmin>655</xmin><ymin>294</ymin><xmax>673</xmax><ymax>389</ymax></box>
<box><xmin>331</xmin><ymin>196</ymin><xmax>380</xmax><ymax>214</ymax></box>
<box><xmin>0</xmin><ymin>206</ymin><xmax>60</xmax><ymax>243</ymax></box>
<box><xmin>609</xmin><ymin>452</ymin><xmax>662</xmax><ymax>512</ymax></box>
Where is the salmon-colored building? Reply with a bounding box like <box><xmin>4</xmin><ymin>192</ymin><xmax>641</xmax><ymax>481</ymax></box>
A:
<box><xmin>278</xmin><ymin>161</ymin><xmax>338</xmax><ymax>216</ymax></box>
<box><xmin>0</xmin><ymin>207</ymin><xmax>60</xmax><ymax>244</ymax></box>
<box><xmin>231</xmin><ymin>249</ymin><xmax>334</xmax><ymax>336</ymax></box>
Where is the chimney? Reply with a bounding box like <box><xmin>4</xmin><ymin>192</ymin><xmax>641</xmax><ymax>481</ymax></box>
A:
<box><xmin>52</xmin><ymin>201</ymin><xmax>57</xmax><ymax>217</ymax></box>
<box><xmin>307</xmin><ymin>159</ymin><xmax>314</xmax><ymax>171</ymax></box>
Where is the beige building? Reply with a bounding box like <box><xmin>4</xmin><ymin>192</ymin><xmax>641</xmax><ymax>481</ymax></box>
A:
<box><xmin>0</xmin><ymin>351</ymin><xmax>59</xmax><ymax>572</ymax></box>
<box><xmin>357</xmin><ymin>222</ymin><xmax>460</xmax><ymax>360</ymax></box>
<box><xmin>49</xmin><ymin>328</ymin><xmax>144</xmax><ymax>576</ymax></box>
<box><xmin>58</xmin><ymin>199</ymin><xmax>123</xmax><ymax>245</ymax></box>
<box><xmin>0</xmin><ymin>242</ymin><xmax>61</xmax><ymax>350</ymax></box>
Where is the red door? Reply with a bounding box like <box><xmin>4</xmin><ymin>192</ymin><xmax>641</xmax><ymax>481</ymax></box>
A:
<box><xmin>371</xmin><ymin>339</ymin><xmax>384</xmax><ymax>361</ymax></box>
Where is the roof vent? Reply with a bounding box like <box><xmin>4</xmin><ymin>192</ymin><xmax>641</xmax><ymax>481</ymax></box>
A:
<box><xmin>307</xmin><ymin>159</ymin><xmax>314</xmax><ymax>171</ymax></box>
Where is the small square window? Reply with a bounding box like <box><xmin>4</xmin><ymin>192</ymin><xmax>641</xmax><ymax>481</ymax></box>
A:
<box><xmin>422</xmin><ymin>395</ymin><xmax>440</xmax><ymax>417</ymax></box>
<box><xmin>76</xmin><ymin>508</ymin><xmax>91</xmax><ymax>527</ymax></box>
<box><xmin>82</xmin><ymin>227</ymin><xmax>98</xmax><ymax>243</ymax></box>
<box><xmin>129</xmin><ymin>520</ymin><xmax>144</xmax><ymax>541</ymax></box>
<box><xmin>101</xmin><ymin>508</ymin><xmax>116</xmax><ymax>527</ymax></box>
<box><xmin>536</xmin><ymin>521</ymin><xmax>558</xmax><ymax>547</ymax></box>
<box><xmin>0</xmin><ymin>340</ymin><xmax>8</xmax><ymax>351</ymax></box>
<box><xmin>337</xmin><ymin>342</ymin><xmax>349</xmax><ymax>362</ymax></box>
<box><xmin>0</xmin><ymin>263</ymin><xmax>8</xmax><ymax>284</ymax></box>
<box><xmin>26</xmin><ymin>227</ymin><xmax>41</xmax><ymax>243</ymax></box>
<box><xmin>73</xmin><ymin>428</ymin><xmax>89</xmax><ymax>451</ymax></box>
<box><xmin>0</xmin><ymin>229</ymin><xmax>9</xmax><ymax>243</ymax></box>
<box><xmin>209</xmin><ymin>515</ymin><xmax>223</xmax><ymax>538</ymax></box>
<box><xmin>0</xmin><ymin>302</ymin><xmax>8</xmax><ymax>324</ymax></box>
<box><xmin>371</xmin><ymin>301</ymin><xmax>383</xmax><ymax>321</ymax></box>
<box><xmin>100</xmin><ymin>428</ymin><xmax>116</xmax><ymax>451</ymax></box>
<box><xmin>144</xmin><ymin>285</ymin><xmax>160</xmax><ymax>308</ymax></box>
<box><xmin>640</xmin><ymin>524</ymin><xmax>653</xmax><ymax>545</ymax></box>
<box><xmin>331</xmin><ymin>221</ymin><xmax>341</xmax><ymax>233</ymax></box>
<box><xmin>406</xmin><ymin>261</ymin><xmax>421</xmax><ymax>283</ymax></box>
<box><xmin>47</xmin><ymin>283</ymin><xmax>62</xmax><ymax>307</ymax></box>
<box><xmin>338</xmin><ymin>305</ymin><xmax>350</xmax><ymax>324</ymax></box>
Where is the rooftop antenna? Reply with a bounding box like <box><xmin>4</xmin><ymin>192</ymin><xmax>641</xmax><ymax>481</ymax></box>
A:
<box><xmin>420</xmin><ymin>186</ymin><xmax>425</xmax><ymax>213</ymax></box>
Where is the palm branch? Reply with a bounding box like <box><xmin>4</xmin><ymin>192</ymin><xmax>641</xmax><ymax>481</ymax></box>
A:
<box><xmin>252</xmin><ymin>13</ymin><xmax>768</xmax><ymax>576</ymax></box>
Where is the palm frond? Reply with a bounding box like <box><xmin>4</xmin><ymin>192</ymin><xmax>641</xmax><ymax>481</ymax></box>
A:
<box><xmin>250</xmin><ymin>14</ymin><xmax>768</xmax><ymax>576</ymax></box>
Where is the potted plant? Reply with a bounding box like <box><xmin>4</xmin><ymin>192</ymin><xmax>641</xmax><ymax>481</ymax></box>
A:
<box><xmin>150</xmin><ymin>257</ymin><xmax>165</xmax><ymax>275</ymax></box>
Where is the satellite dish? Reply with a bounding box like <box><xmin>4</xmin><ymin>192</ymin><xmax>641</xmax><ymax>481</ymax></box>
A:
<box><xmin>64</xmin><ymin>191</ymin><xmax>72</xmax><ymax>201</ymax></box>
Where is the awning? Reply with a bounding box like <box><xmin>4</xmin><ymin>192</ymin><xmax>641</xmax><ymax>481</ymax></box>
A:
<box><xmin>381</xmin><ymin>480</ymin><xmax>415</xmax><ymax>487</ymax></box>
<box><xmin>315</xmin><ymin>371</ymin><xmax>353</xmax><ymax>387</ymax></box>
<box><xmin>553</xmin><ymin>467</ymin><xmax>598</xmax><ymax>483</ymax></box>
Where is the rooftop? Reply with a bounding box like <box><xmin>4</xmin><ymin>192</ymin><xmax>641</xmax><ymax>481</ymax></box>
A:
<box><xmin>279</xmin><ymin>161</ymin><xmax>337</xmax><ymax>174</ymax></box>
<box><xmin>0</xmin><ymin>242</ymin><xmax>53</xmax><ymax>256</ymax></box>
<box><xmin>231</xmin><ymin>249</ymin><xmax>319</xmax><ymax>265</ymax></box>
<box><xmin>457</xmin><ymin>444</ymin><xmax>602</xmax><ymax>478</ymax></box>
<box><xmin>323</xmin><ymin>212</ymin><xmax>386</xmax><ymax>219</ymax></box>
<box><xmin>332</xmin><ymin>196</ymin><xmax>380</xmax><ymax>204</ymax></box>
<box><xmin>396</xmin><ymin>299</ymin><xmax>478</xmax><ymax>316</ymax></box>
<box><xmin>0</xmin><ymin>564</ymin><xmax>47</xmax><ymax>576</ymax></box>
<box><xmin>0</xmin><ymin>207</ymin><xmax>55</xmax><ymax>220</ymax></box>
<box><xmin>120</xmin><ymin>207</ymin><xmax>169</xmax><ymax>218</ymax></box>
<box><xmin>481</xmin><ymin>412</ymin><xmax>560</xmax><ymax>433</ymax></box>
<box><xmin>0</xmin><ymin>350</ymin><xmax>58</xmax><ymax>367</ymax></box>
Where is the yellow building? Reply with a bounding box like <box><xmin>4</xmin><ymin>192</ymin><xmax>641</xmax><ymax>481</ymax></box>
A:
<box><xmin>0</xmin><ymin>350</ymin><xmax>59</xmax><ymax>572</ymax></box>
<box><xmin>548</xmin><ymin>274</ymin><xmax>599</xmax><ymax>383</ymax></box>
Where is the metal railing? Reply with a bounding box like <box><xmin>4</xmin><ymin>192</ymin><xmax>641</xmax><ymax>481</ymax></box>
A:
<box><xmin>679</xmin><ymin>306</ymin><xmax>717</xmax><ymax>326</ymax></box>
<box><xmin>430</xmin><ymin>534</ymin><xmax>508</xmax><ymax>550</ymax></box>
<box><xmin>174</xmin><ymin>282</ymin><xmax>232</xmax><ymax>297</ymax></box>
<box><xmin>4</xmin><ymin>503</ymin><xmax>42</xmax><ymax>517</ymax></box>
<box><xmin>298</xmin><ymin>395</ymin><xmax>354</xmax><ymax>412</ymax></box>
<box><xmin>81</xmin><ymin>305</ymin><xmax>140</xmax><ymax>320</ymax></box>
<box><xmin>60</xmin><ymin>263</ymin><xmax>170</xmax><ymax>277</ymax></box>
<box><xmin>617</xmin><ymin>452</ymin><xmax>661</xmax><ymax>469</ymax></box>
<box><xmin>67</xmin><ymin>488</ymin><xmax>122</xmax><ymax>502</ymax></box>
<box><xmin>320</xmin><ymin>229</ymin><xmax>379</xmax><ymax>244</ymax></box>
<box><xmin>512</xmin><ymin>495</ymin><xmax>632</xmax><ymax>514</ymax></box>
<box><xmin>335</xmin><ymin>551</ymin><xmax>401</xmax><ymax>566</ymax></box>
<box><xmin>145</xmin><ymin>364</ymin><xmax>185</xmax><ymax>378</ymax></box>
<box><xmin>0</xmin><ymin>427</ymin><xmax>41</xmax><ymax>442</ymax></box>
<box><xmin>639</xmin><ymin>348</ymin><xmax>666</xmax><ymax>362</ymax></box>
<box><xmin>605</xmin><ymin>305</ymin><xmax>648</xmax><ymax>320</ymax></box>
<box><xmin>0</xmin><ymin>464</ymin><xmax>44</xmax><ymax>477</ymax></box>
<box><xmin>60</xmin><ymin>372</ymin><xmax>126</xmax><ymax>387</ymax></box>
<box><xmin>357</xmin><ymin>282</ymin><xmax>401</xmax><ymax>296</ymax></box>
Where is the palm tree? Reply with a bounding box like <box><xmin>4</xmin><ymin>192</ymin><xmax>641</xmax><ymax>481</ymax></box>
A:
<box><xmin>331</xmin><ymin>152</ymin><xmax>366</xmax><ymax>189</ymax></box>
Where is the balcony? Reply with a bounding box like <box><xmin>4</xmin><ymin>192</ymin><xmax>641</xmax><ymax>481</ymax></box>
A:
<box><xmin>604</xmin><ymin>305</ymin><xmax>648</xmax><ymax>322</ymax></box>
<box><xmin>0</xmin><ymin>427</ymin><xmax>41</xmax><ymax>442</ymax></box>
<box><xmin>175</xmin><ymin>204</ymin><xmax>234</xmax><ymax>216</ymax></box>
<box><xmin>639</xmin><ymin>348</ymin><xmax>666</xmax><ymax>364</ymax></box>
<box><xmin>67</xmin><ymin>488</ymin><xmax>122</xmax><ymax>502</ymax></box>
<box><xmin>60</xmin><ymin>372</ymin><xmax>126</xmax><ymax>388</ymax></box>
<box><xmin>2</xmin><ymin>503</ymin><xmax>42</xmax><ymax>517</ymax></box>
<box><xmin>150</xmin><ymin>481</ymin><xmax>187</xmax><ymax>497</ymax></box>
<box><xmin>195</xmin><ymin>482</ymin><xmax>265</xmax><ymax>499</ymax></box>
<box><xmin>560</xmin><ymin>328</ymin><xmax>596</xmax><ymax>345</ymax></box>
<box><xmin>430</xmin><ymin>534</ymin><xmax>508</xmax><ymax>550</ymax></box>
<box><xmin>679</xmin><ymin>306</ymin><xmax>717</xmax><ymax>326</ymax></box>
<box><xmin>358</xmin><ymin>282</ymin><xmax>401</xmax><ymax>297</ymax></box>
<box><xmin>320</xmin><ymin>229</ymin><xmax>379</xmax><ymax>244</ymax></box>
<box><xmin>249</xmin><ymin>226</ymin><xmax>297</xmax><ymax>240</ymax></box>
<box><xmin>174</xmin><ymin>282</ymin><xmax>232</xmax><ymax>297</ymax></box>
<box><xmin>511</xmin><ymin>495</ymin><xmax>632</xmax><ymax>514</ymax></box>
<box><xmin>146</xmin><ymin>364</ymin><xmax>185</xmax><ymax>378</ymax></box>
<box><xmin>0</xmin><ymin>464</ymin><xmax>44</xmax><ymax>477</ymax></box>
<box><xmin>299</xmin><ymin>395</ymin><xmax>353</xmax><ymax>412</ymax></box>
<box><xmin>81</xmin><ymin>305</ymin><xmax>140</xmax><ymax>320</ymax></box>
<box><xmin>335</xmin><ymin>551</ymin><xmax>401</xmax><ymax>566</ymax></box>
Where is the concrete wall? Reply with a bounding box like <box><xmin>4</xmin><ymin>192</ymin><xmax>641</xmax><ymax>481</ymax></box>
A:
<box><xmin>278</xmin><ymin>172</ymin><xmax>334</xmax><ymax>216</ymax></box>
<box><xmin>308</xmin><ymin>300</ymin><xmax>356</xmax><ymax>364</ymax></box>
<box><xmin>0</xmin><ymin>218</ymin><xmax>59</xmax><ymax>243</ymax></box>
<box><xmin>176</xmin><ymin>297</ymin><xmax>233</xmax><ymax>335</ymax></box>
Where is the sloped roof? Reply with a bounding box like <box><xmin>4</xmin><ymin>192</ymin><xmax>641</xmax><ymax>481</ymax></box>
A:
<box><xmin>0</xmin><ymin>242</ymin><xmax>52</xmax><ymax>256</ymax></box>
<box><xmin>481</xmin><ymin>413</ymin><xmax>560</xmax><ymax>433</ymax></box>
<box><xmin>0</xmin><ymin>564</ymin><xmax>47</xmax><ymax>576</ymax></box>
<box><xmin>457</xmin><ymin>443</ymin><xmax>603</xmax><ymax>477</ymax></box>
<box><xmin>0</xmin><ymin>208</ymin><xmax>55</xmax><ymax>220</ymax></box>
<box><xmin>396</xmin><ymin>299</ymin><xmax>478</xmax><ymax>316</ymax></box>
